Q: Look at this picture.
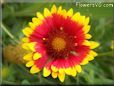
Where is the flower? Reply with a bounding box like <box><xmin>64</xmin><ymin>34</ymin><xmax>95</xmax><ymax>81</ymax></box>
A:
<box><xmin>22</xmin><ymin>5</ymin><xmax>99</xmax><ymax>82</ymax></box>
<box><xmin>3</xmin><ymin>43</ymin><xmax>28</xmax><ymax>64</ymax></box>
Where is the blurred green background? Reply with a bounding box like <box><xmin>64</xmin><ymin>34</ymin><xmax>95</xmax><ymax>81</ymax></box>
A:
<box><xmin>1</xmin><ymin>1</ymin><xmax>114</xmax><ymax>85</ymax></box>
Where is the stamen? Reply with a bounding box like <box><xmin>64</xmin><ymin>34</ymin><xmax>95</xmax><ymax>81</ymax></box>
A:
<box><xmin>52</xmin><ymin>37</ymin><xmax>66</xmax><ymax>51</ymax></box>
<box><xmin>74</xmin><ymin>43</ymin><xmax>77</xmax><ymax>46</ymax></box>
<box><xmin>60</xmin><ymin>27</ymin><xmax>63</xmax><ymax>30</ymax></box>
<box><xmin>43</xmin><ymin>38</ymin><xmax>46</xmax><ymax>40</ymax></box>
<box><xmin>74</xmin><ymin>36</ymin><xmax>77</xmax><ymax>38</ymax></box>
<box><xmin>70</xmin><ymin>51</ymin><xmax>79</xmax><ymax>56</ymax></box>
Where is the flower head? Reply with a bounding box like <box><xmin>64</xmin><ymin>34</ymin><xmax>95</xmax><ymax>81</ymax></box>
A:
<box><xmin>3</xmin><ymin>43</ymin><xmax>27</xmax><ymax>64</ymax></box>
<box><xmin>22</xmin><ymin>5</ymin><xmax>99</xmax><ymax>82</ymax></box>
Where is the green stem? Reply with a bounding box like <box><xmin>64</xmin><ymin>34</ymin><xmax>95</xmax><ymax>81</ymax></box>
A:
<box><xmin>98</xmin><ymin>51</ymin><xmax>113</xmax><ymax>57</ymax></box>
<box><xmin>1</xmin><ymin>22</ymin><xmax>19</xmax><ymax>43</ymax></box>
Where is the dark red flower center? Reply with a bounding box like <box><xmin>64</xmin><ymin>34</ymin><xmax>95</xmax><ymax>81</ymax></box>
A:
<box><xmin>43</xmin><ymin>27</ymin><xmax>76</xmax><ymax>59</ymax></box>
<box><xmin>52</xmin><ymin>37</ymin><xmax>66</xmax><ymax>51</ymax></box>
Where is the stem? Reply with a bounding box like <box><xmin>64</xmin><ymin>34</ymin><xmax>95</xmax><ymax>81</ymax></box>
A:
<box><xmin>1</xmin><ymin>22</ymin><xmax>19</xmax><ymax>43</ymax></box>
<box><xmin>1</xmin><ymin>23</ymin><xmax>14</xmax><ymax>39</ymax></box>
<box><xmin>98</xmin><ymin>51</ymin><xmax>113</xmax><ymax>57</ymax></box>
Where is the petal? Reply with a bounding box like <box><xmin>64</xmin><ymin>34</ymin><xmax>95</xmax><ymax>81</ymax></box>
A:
<box><xmin>84</xmin><ymin>17</ymin><xmax>90</xmax><ymax>25</ymax></box>
<box><xmin>61</xmin><ymin>9</ymin><xmax>67</xmax><ymax>18</ymax></box>
<box><xmin>22</xmin><ymin>27</ymin><xmax>33</xmax><ymax>37</ymax></box>
<box><xmin>23</xmin><ymin>53</ymin><xmax>33</xmax><ymax>61</ymax></box>
<box><xmin>83</xmin><ymin>25</ymin><xmax>91</xmax><ymax>34</ymax></box>
<box><xmin>85</xmin><ymin>34</ymin><xmax>92</xmax><ymax>39</ymax></box>
<box><xmin>34</xmin><ymin>56</ymin><xmax>48</xmax><ymax>69</ymax></box>
<box><xmin>51</xmin><ymin>65</ymin><xmax>58</xmax><ymax>72</ymax></box>
<box><xmin>89</xmin><ymin>41</ymin><xmax>100</xmax><ymax>49</ymax></box>
<box><xmin>44</xmin><ymin>8</ymin><xmax>52</xmax><ymax>17</ymax></box>
<box><xmin>22</xmin><ymin>43</ymin><xmax>29</xmax><ymax>50</ymax></box>
<box><xmin>82</xmin><ymin>40</ymin><xmax>91</xmax><ymax>46</ymax></box>
<box><xmin>21</xmin><ymin>37</ymin><xmax>29</xmax><ymax>43</ymax></box>
<box><xmin>52</xmin><ymin>72</ymin><xmax>58</xmax><ymax>78</ymax></box>
<box><xmin>57</xmin><ymin>6</ymin><xmax>62</xmax><ymax>14</ymax></box>
<box><xmin>87</xmin><ymin>54</ymin><xmax>94</xmax><ymax>61</ymax></box>
<box><xmin>36</xmin><ymin>12</ymin><xmax>44</xmax><ymax>20</ymax></box>
<box><xmin>33</xmin><ymin>19</ymin><xmax>52</xmax><ymax>37</ymax></box>
<box><xmin>28</xmin><ymin>42</ymin><xmax>36</xmax><ymax>51</ymax></box>
<box><xmin>30</xmin><ymin>65</ymin><xmax>40</xmax><ymax>74</ymax></box>
<box><xmin>35</xmin><ymin>43</ymin><xmax>47</xmax><ymax>55</ymax></box>
<box><xmin>80</xmin><ymin>57</ymin><xmax>89</xmax><ymax>65</ymax></box>
<box><xmin>71</xmin><ymin>67</ymin><xmax>77</xmax><ymax>77</ymax></box>
<box><xmin>26</xmin><ymin>60</ymin><xmax>34</xmax><ymax>67</ymax></box>
<box><xmin>51</xmin><ymin>4</ymin><xmax>57</xmax><ymax>14</ymax></box>
<box><xmin>22</xmin><ymin>42</ymin><xmax>36</xmax><ymax>51</ymax></box>
<box><xmin>72</xmin><ymin>12</ymin><xmax>80</xmax><ymax>22</ymax></box>
<box><xmin>90</xmin><ymin>50</ymin><xmax>98</xmax><ymax>57</ymax></box>
<box><xmin>65</xmin><ymin>67</ymin><xmax>72</xmax><ymax>75</ymax></box>
<box><xmin>33</xmin><ymin>52</ymin><xmax>42</xmax><ymax>60</ymax></box>
<box><xmin>75</xmin><ymin>65</ymin><xmax>82</xmax><ymax>73</ymax></box>
<box><xmin>74</xmin><ymin>45</ymin><xmax>90</xmax><ymax>65</ymax></box>
<box><xmin>67</xmin><ymin>8</ymin><xmax>73</xmax><ymax>17</ymax></box>
<box><xmin>87</xmin><ymin>50</ymin><xmax>98</xmax><ymax>61</ymax></box>
<box><xmin>32</xmin><ymin>17</ymin><xmax>42</xmax><ymax>27</ymax></box>
<box><xmin>43</xmin><ymin>67</ymin><xmax>51</xmax><ymax>77</ymax></box>
<box><xmin>79</xmin><ymin>16</ymin><xmax>86</xmax><ymax>25</ymax></box>
<box><xmin>59</xmin><ymin>68</ymin><xmax>64</xmax><ymax>74</ymax></box>
<box><xmin>29</xmin><ymin>22</ymin><xmax>36</xmax><ymax>30</ymax></box>
<box><xmin>29</xmin><ymin>35</ymin><xmax>43</xmax><ymax>43</ymax></box>
<box><xmin>58</xmin><ymin>73</ymin><xmax>65</xmax><ymax>82</ymax></box>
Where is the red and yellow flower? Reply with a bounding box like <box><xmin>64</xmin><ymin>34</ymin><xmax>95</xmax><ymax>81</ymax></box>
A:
<box><xmin>22</xmin><ymin>5</ymin><xmax>99</xmax><ymax>82</ymax></box>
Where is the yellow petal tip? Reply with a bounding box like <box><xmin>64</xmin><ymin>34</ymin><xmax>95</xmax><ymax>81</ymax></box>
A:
<box><xmin>26</xmin><ymin>61</ymin><xmax>34</xmax><ymax>67</ymax></box>
<box><xmin>51</xmin><ymin>65</ymin><xmax>58</xmax><ymax>72</ymax></box>
<box><xmin>30</xmin><ymin>65</ymin><xmax>40</xmax><ymax>74</ymax></box>
<box><xmin>58</xmin><ymin>73</ymin><xmax>65</xmax><ymax>82</ymax></box>
<box><xmin>90</xmin><ymin>41</ymin><xmax>100</xmax><ymax>49</ymax></box>
<box><xmin>43</xmin><ymin>67</ymin><xmax>51</xmax><ymax>77</ymax></box>
<box><xmin>33</xmin><ymin>53</ymin><xmax>41</xmax><ymax>60</ymax></box>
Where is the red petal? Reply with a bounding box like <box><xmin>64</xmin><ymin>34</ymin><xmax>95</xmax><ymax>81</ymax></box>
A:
<box><xmin>34</xmin><ymin>56</ymin><xmax>48</xmax><ymax>69</ymax></box>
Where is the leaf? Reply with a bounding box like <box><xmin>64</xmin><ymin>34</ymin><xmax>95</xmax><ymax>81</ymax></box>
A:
<box><xmin>21</xmin><ymin>79</ymin><xmax>30</xmax><ymax>85</ymax></box>
<box><xmin>94</xmin><ymin>78</ymin><xmax>114</xmax><ymax>84</ymax></box>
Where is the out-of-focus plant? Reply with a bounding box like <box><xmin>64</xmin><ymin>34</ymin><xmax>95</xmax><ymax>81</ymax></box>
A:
<box><xmin>111</xmin><ymin>40</ymin><xmax>114</xmax><ymax>50</ymax></box>
<box><xmin>1</xmin><ymin>0</ymin><xmax>4</xmax><ymax>4</ymax></box>
<box><xmin>1</xmin><ymin>65</ymin><xmax>10</xmax><ymax>79</ymax></box>
<box><xmin>3</xmin><ymin>43</ymin><xmax>29</xmax><ymax>64</ymax></box>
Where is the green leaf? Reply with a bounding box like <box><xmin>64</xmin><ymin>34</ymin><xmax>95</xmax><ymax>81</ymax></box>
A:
<box><xmin>21</xmin><ymin>79</ymin><xmax>30</xmax><ymax>85</ymax></box>
<box><xmin>94</xmin><ymin>78</ymin><xmax>114</xmax><ymax>84</ymax></box>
